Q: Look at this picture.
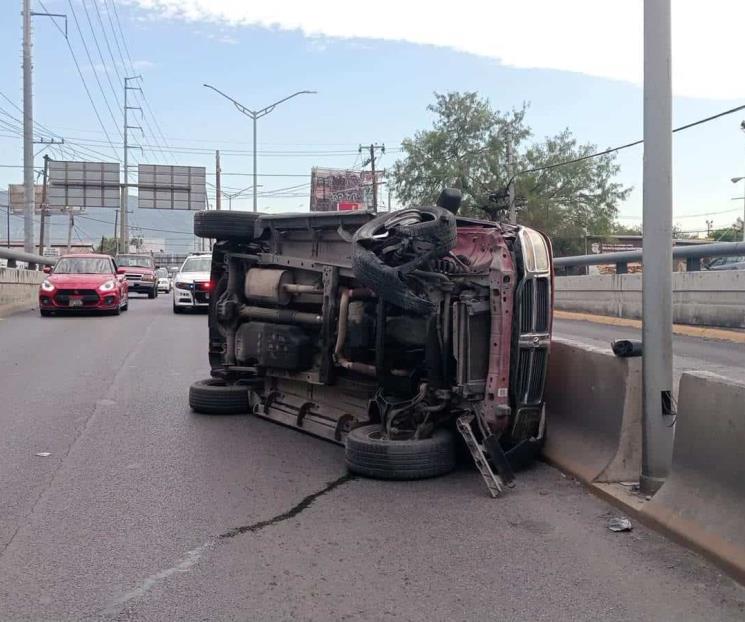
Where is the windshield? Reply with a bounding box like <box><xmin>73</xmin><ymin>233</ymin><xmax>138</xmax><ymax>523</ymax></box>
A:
<box><xmin>53</xmin><ymin>257</ymin><xmax>113</xmax><ymax>275</ymax></box>
<box><xmin>181</xmin><ymin>257</ymin><xmax>211</xmax><ymax>273</ymax></box>
<box><xmin>117</xmin><ymin>255</ymin><xmax>154</xmax><ymax>268</ymax></box>
<box><xmin>156</xmin><ymin>268</ymin><xmax>169</xmax><ymax>278</ymax></box>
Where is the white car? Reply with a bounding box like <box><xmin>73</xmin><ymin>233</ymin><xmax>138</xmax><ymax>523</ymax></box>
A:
<box><xmin>156</xmin><ymin>268</ymin><xmax>172</xmax><ymax>293</ymax></box>
<box><xmin>172</xmin><ymin>254</ymin><xmax>212</xmax><ymax>313</ymax></box>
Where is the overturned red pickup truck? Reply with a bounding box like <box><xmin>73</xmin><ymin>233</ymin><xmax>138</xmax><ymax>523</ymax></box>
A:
<box><xmin>189</xmin><ymin>190</ymin><xmax>553</xmax><ymax>494</ymax></box>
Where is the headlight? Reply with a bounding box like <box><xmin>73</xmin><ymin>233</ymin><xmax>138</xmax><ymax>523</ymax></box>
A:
<box><xmin>141</xmin><ymin>273</ymin><xmax>155</xmax><ymax>282</ymax></box>
<box><xmin>175</xmin><ymin>281</ymin><xmax>191</xmax><ymax>290</ymax></box>
<box><xmin>99</xmin><ymin>280</ymin><xmax>117</xmax><ymax>292</ymax></box>
<box><xmin>41</xmin><ymin>279</ymin><xmax>55</xmax><ymax>292</ymax></box>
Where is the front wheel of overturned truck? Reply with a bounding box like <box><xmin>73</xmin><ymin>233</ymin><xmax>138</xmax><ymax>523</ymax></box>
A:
<box><xmin>188</xmin><ymin>378</ymin><xmax>250</xmax><ymax>415</ymax></box>
<box><xmin>344</xmin><ymin>425</ymin><xmax>456</xmax><ymax>480</ymax></box>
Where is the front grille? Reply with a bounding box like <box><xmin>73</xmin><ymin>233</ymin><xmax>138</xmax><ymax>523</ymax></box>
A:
<box><xmin>519</xmin><ymin>280</ymin><xmax>533</xmax><ymax>333</ymax></box>
<box><xmin>518</xmin><ymin>277</ymin><xmax>550</xmax><ymax>333</ymax></box>
<box><xmin>54</xmin><ymin>289</ymin><xmax>99</xmax><ymax>306</ymax></box>
<box><xmin>125</xmin><ymin>273</ymin><xmax>142</xmax><ymax>282</ymax></box>
<box><xmin>535</xmin><ymin>278</ymin><xmax>549</xmax><ymax>332</ymax></box>
<box><xmin>514</xmin><ymin>348</ymin><xmax>548</xmax><ymax>405</ymax></box>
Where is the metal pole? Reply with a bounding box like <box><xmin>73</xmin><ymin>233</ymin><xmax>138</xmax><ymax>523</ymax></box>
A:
<box><xmin>215</xmin><ymin>150</ymin><xmax>222</xmax><ymax>211</ymax></box>
<box><xmin>22</xmin><ymin>0</ymin><xmax>35</xmax><ymax>258</ymax></box>
<box><xmin>120</xmin><ymin>79</ymin><xmax>128</xmax><ymax>253</ymax></box>
<box><xmin>252</xmin><ymin>115</ymin><xmax>257</xmax><ymax>212</ymax></box>
<box><xmin>506</xmin><ymin>130</ymin><xmax>516</xmax><ymax>224</ymax></box>
<box><xmin>742</xmin><ymin>178</ymin><xmax>745</xmax><ymax>242</ymax></box>
<box><xmin>370</xmin><ymin>145</ymin><xmax>378</xmax><ymax>211</ymax></box>
<box><xmin>38</xmin><ymin>154</ymin><xmax>49</xmax><ymax>256</ymax></box>
<box><xmin>640</xmin><ymin>0</ymin><xmax>675</xmax><ymax>494</ymax></box>
<box><xmin>388</xmin><ymin>182</ymin><xmax>392</xmax><ymax>212</ymax></box>
<box><xmin>66</xmin><ymin>210</ymin><xmax>73</xmax><ymax>253</ymax></box>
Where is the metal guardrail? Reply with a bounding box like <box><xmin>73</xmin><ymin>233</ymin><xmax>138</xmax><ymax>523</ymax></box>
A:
<box><xmin>554</xmin><ymin>241</ymin><xmax>745</xmax><ymax>273</ymax></box>
<box><xmin>0</xmin><ymin>247</ymin><xmax>56</xmax><ymax>268</ymax></box>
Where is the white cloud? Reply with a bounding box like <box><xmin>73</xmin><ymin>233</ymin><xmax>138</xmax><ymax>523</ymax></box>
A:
<box><xmin>127</xmin><ymin>0</ymin><xmax>745</xmax><ymax>100</ymax></box>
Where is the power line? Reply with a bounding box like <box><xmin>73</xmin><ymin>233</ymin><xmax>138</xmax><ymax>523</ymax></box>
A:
<box><xmin>79</xmin><ymin>0</ymin><xmax>122</xmax><ymax>111</ymax></box>
<box><xmin>38</xmin><ymin>0</ymin><xmax>119</xmax><ymax>159</ymax></box>
<box><xmin>518</xmin><ymin>102</ymin><xmax>745</xmax><ymax>176</ymax></box>
<box><xmin>103</xmin><ymin>0</ymin><xmax>179</xmax><ymax>165</ymax></box>
<box><xmin>65</xmin><ymin>0</ymin><xmax>122</xmax><ymax>138</ymax></box>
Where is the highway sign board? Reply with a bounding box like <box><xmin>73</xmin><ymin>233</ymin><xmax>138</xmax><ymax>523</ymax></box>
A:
<box><xmin>47</xmin><ymin>161</ymin><xmax>120</xmax><ymax>209</ymax></box>
<box><xmin>8</xmin><ymin>184</ymin><xmax>45</xmax><ymax>214</ymax></box>
<box><xmin>137</xmin><ymin>164</ymin><xmax>207</xmax><ymax>210</ymax></box>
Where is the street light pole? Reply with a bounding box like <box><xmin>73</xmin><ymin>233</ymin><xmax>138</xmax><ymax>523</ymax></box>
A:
<box><xmin>732</xmin><ymin>176</ymin><xmax>745</xmax><ymax>241</ymax></box>
<box><xmin>203</xmin><ymin>85</ymin><xmax>317</xmax><ymax>212</ymax></box>
<box><xmin>22</xmin><ymin>0</ymin><xmax>35</xmax><ymax>258</ymax></box>
<box><xmin>640</xmin><ymin>0</ymin><xmax>675</xmax><ymax>494</ymax></box>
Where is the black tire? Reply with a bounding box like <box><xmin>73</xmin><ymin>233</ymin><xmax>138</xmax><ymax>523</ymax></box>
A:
<box><xmin>40</xmin><ymin>309</ymin><xmax>52</xmax><ymax>317</ymax></box>
<box><xmin>173</xmin><ymin>302</ymin><xmax>182</xmax><ymax>314</ymax></box>
<box><xmin>351</xmin><ymin>206</ymin><xmax>457</xmax><ymax>314</ymax></box>
<box><xmin>194</xmin><ymin>211</ymin><xmax>260</xmax><ymax>241</ymax></box>
<box><xmin>189</xmin><ymin>378</ymin><xmax>249</xmax><ymax>415</ymax></box>
<box><xmin>354</xmin><ymin>206</ymin><xmax>457</xmax><ymax>255</ymax></box>
<box><xmin>345</xmin><ymin>424</ymin><xmax>456</xmax><ymax>480</ymax></box>
<box><xmin>121</xmin><ymin>298</ymin><xmax>128</xmax><ymax>311</ymax></box>
<box><xmin>148</xmin><ymin>289</ymin><xmax>156</xmax><ymax>299</ymax></box>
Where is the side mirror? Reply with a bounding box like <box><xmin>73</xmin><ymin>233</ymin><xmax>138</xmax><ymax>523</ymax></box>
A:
<box><xmin>43</xmin><ymin>265</ymin><xmax>52</xmax><ymax>274</ymax></box>
<box><xmin>116</xmin><ymin>267</ymin><xmax>127</xmax><ymax>275</ymax></box>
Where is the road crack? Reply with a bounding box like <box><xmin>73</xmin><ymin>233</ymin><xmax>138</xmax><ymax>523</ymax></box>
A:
<box><xmin>219</xmin><ymin>473</ymin><xmax>355</xmax><ymax>539</ymax></box>
<box><xmin>106</xmin><ymin>473</ymin><xmax>355</xmax><ymax>617</ymax></box>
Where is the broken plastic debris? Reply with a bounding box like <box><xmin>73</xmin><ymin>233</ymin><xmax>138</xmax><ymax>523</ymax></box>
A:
<box><xmin>608</xmin><ymin>517</ymin><xmax>633</xmax><ymax>532</ymax></box>
<box><xmin>35</xmin><ymin>452</ymin><xmax>51</xmax><ymax>457</ymax></box>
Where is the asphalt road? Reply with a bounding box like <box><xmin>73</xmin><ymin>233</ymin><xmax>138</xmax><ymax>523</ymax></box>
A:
<box><xmin>554</xmin><ymin>317</ymin><xmax>745</xmax><ymax>384</ymax></box>
<box><xmin>0</xmin><ymin>296</ymin><xmax>743</xmax><ymax>621</ymax></box>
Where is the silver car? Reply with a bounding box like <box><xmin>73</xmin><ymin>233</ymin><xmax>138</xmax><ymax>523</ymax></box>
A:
<box><xmin>706</xmin><ymin>255</ymin><xmax>745</xmax><ymax>271</ymax></box>
<box><xmin>172</xmin><ymin>254</ymin><xmax>212</xmax><ymax>313</ymax></box>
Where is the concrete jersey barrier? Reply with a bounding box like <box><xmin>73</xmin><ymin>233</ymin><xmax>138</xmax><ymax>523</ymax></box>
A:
<box><xmin>0</xmin><ymin>268</ymin><xmax>43</xmax><ymax>317</ymax></box>
<box><xmin>642</xmin><ymin>371</ymin><xmax>745</xmax><ymax>583</ymax></box>
<box><xmin>542</xmin><ymin>338</ymin><xmax>641</xmax><ymax>483</ymax></box>
<box><xmin>554</xmin><ymin>271</ymin><xmax>745</xmax><ymax>329</ymax></box>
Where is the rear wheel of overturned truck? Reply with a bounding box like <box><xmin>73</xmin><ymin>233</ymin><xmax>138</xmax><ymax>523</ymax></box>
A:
<box><xmin>188</xmin><ymin>378</ymin><xmax>250</xmax><ymax>415</ymax></box>
<box><xmin>345</xmin><ymin>425</ymin><xmax>456</xmax><ymax>480</ymax></box>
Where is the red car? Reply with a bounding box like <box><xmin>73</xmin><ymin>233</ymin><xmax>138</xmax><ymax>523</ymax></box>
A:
<box><xmin>39</xmin><ymin>253</ymin><xmax>129</xmax><ymax>316</ymax></box>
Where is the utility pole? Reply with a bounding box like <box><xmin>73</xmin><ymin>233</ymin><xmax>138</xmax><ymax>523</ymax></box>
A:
<box><xmin>113</xmin><ymin>209</ymin><xmax>118</xmax><ymax>249</ymax></box>
<box><xmin>38</xmin><ymin>154</ymin><xmax>49</xmax><ymax>256</ymax></box>
<box><xmin>387</xmin><ymin>181</ymin><xmax>392</xmax><ymax>213</ymax></box>
<box><xmin>359</xmin><ymin>143</ymin><xmax>385</xmax><ymax>211</ymax></box>
<box><xmin>215</xmin><ymin>150</ymin><xmax>222</xmax><ymax>211</ymax></box>
<box><xmin>203</xmin><ymin>85</ymin><xmax>316</xmax><ymax>212</ymax></box>
<box><xmin>22</xmin><ymin>0</ymin><xmax>34</xmax><ymax>259</ymax></box>
<box><xmin>66</xmin><ymin>209</ymin><xmax>74</xmax><ymax>253</ymax></box>
<box><xmin>505</xmin><ymin>129</ymin><xmax>516</xmax><ymax>224</ymax></box>
<box><xmin>120</xmin><ymin>75</ymin><xmax>143</xmax><ymax>253</ymax></box>
<box><xmin>640</xmin><ymin>0</ymin><xmax>675</xmax><ymax>494</ymax></box>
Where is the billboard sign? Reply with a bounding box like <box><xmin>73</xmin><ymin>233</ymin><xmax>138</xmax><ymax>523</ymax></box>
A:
<box><xmin>8</xmin><ymin>184</ymin><xmax>45</xmax><ymax>214</ymax></box>
<box><xmin>310</xmin><ymin>167</ymin><xmax>382</xmax><ymax>212</ymax></box>
<box><xmin>337</xmin><ymin>201</ymin><xmax>365</xmax><ymax>211</ymax></box>
<box><xmin>47</xmin><ymin>161</ymin><xmax>120</xmax><ymax>209</ymax></box>
<box><xmin>137</xmin><ymin>164</ymin><xmax>206</xmax><ymax>210</ymax></box>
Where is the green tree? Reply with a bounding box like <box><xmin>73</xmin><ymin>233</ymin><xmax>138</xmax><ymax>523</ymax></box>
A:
<box><xmin>390</xmin><ymin>92</ymin><xmax>631</xmax><ymax>256</ymax></box>
<box><xmin>708</xmin><ymin>218</ymin><xmax>743</xmax><ymax>242</ymax></box>
<box><xmin>97</xmin><ymin>236</ymin><xmax>118</xmax><ymax>256</ymax></box>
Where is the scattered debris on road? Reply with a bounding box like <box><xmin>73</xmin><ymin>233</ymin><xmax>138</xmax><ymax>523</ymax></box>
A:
<box><xmin>35</xmin><ymin>452</ymin><xmax>51</xmax><ymax>457</ymax></box>
<box><xmin>608</xmin><ymin>517</ymin><xmax>633</xmax><ymax>532</ymax></box>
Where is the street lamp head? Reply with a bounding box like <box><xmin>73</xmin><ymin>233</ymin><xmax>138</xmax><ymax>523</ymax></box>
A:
<box><xmin>740</xmin><ymin>120</ymin><xmax>745</xmax><ymax>131</ymax></box>
<box><xmin>731</xmin><ymin>177</ymin><xmax>745</xmax><ymax>183</ymax></box>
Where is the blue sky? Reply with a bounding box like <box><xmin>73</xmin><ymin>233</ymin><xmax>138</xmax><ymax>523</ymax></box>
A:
<box><xmin>1</xmin><ymin>0</ymin><xmax>744</xmax><ymax>248</ymax></box>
